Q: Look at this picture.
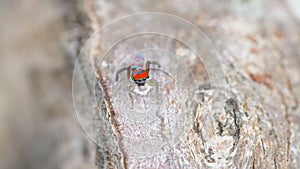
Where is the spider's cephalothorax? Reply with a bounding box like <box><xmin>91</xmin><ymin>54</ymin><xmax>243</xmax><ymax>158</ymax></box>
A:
<box><xmin>116</xmin><ymin>54</ymin><xmax>160</xmax><ymax>86</ymax></box>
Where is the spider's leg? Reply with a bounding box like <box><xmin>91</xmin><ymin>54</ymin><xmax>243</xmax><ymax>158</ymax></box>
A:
<box><xmin>146</xmin><ymin>79</ymin><xmax>159</xmax><ymax>90</ymax></box>
<box><xmin>146</xmin><ymin>61</ymin><xmax>161</xmax><ymax>74</ymax></box>
<box><xmin>150</xmin><ymin>61</ymin><xmax>161</xmax><ymax>68</ymax></box>
<box><xmin>146</xmin><ymin>61</ymin><xmax>150</xmax><ymax>73</ymax></box>
<box><xmin>127</xmin><ymin>66</ymin><xmax>131</xmax><ymax>80</ymax></box>
<box><xmin>128</xmin><ymin>85</ymin><xmax>135</xmax><ymax>107</ymax></box>
<box><xmin>116</xmin><ymin>66</ymin><xmax>131</xmax><ymax>81</ymax></box>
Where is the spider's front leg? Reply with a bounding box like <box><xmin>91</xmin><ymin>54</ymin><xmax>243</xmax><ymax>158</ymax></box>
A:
<box><xmin>115</xmin><ymin>66</ymin><xmax>131</xmax><ymax>81</ymax></box>
<box><xmin>128</xmin><ymin>84</ymin><xmax>136</xmax><ymax>107</ymax></box>
<box><xmin>146</xmin><ymin>79</ymin><xmax>159</xmax><ymax>90</ymax></box>
<box><xmin>115</xmin><ymin>66</ymin><xmax>135</xmax><ymax>106</ymax></box>
<box><xmin>145</xmin><ymin>61</ymin><xmax>161</xmax><ymax>74</ymax></box>
<box><xmin>145</xmin><ymin>61</ymin><xmax>160</xmax><ymax>89</ymax></box>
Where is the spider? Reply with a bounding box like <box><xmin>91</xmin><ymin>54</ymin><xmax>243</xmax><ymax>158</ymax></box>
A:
<box><xmin>115</xmin><ymin>54</ymin><xmax>161</xmax><ymax>86</ymax></box>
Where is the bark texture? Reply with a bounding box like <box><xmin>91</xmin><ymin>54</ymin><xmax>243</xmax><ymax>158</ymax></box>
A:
<box><xmin>77</xmin><ymin>0</ymin><xmax>300</xmax><ymax>168</ymax></box>
<box><xmin>1</xmin><ymin>0</ymin><xmax>300</xmax><ymax>169</ymax></box>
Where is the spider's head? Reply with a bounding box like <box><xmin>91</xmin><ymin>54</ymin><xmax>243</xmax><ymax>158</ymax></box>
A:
<box><xmin>134</xmin><ymin>78</ymin><xmax>148</xmax><ymax>86</ymax></box>
<box><xmin>133</xmin><ymin>71</ymin><xmax>149</xmax><ymax>86</ymax></box>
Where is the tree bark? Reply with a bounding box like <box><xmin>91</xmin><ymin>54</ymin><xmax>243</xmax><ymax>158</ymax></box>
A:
<box><xmin>73</xmin><ymin>0</ymin><xmax>300</xmax><ymax>168</ymax></box>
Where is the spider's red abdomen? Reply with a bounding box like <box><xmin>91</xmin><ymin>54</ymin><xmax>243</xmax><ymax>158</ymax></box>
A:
<box><xmin>133</xmin><ymin>71</ymin><xmax>149</xmax><ymax>80</ymax></box>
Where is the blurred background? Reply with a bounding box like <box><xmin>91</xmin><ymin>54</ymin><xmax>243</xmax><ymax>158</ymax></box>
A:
<box><xmin>0</xmin><ymin>1</ymin><xmax>94</xmax><ymax>169</ymax></box>
<box><xmin>0</xmin><ymin>0</ymin><xmax>299</xmax><ymax>169</ymax></box>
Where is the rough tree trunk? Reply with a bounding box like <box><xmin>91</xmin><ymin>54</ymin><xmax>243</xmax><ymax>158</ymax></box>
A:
<box><xmin>69</xmin><ymin>0</ymin><xmax>300</xmax><ymax>169</ymax></box>
<box><xmin>2</xmin><ymin>0</ymin><xmax>299</xmax><ymax>169</ymax></box>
